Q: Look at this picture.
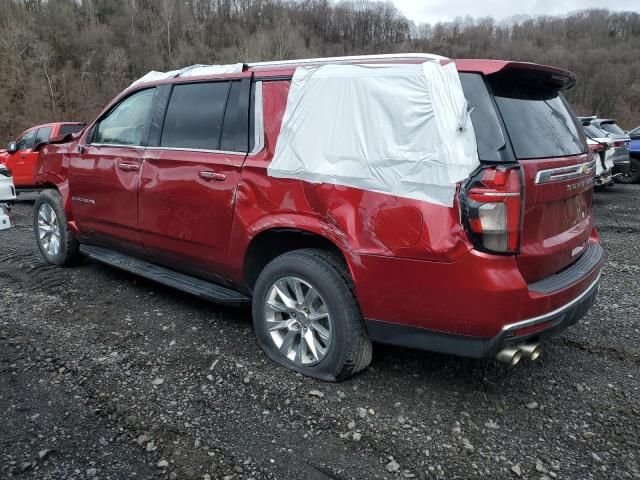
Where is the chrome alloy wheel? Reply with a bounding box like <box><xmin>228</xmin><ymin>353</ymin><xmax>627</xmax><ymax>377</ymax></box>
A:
<box><xmin>264</xmin><ymin>276</ymin><xmax>332</xmax><ymax>366</ymax></box>
<box><xmin>37</xmin><ymin>203</ymin><xmax>61</xmax><ymax>256</ymax></box>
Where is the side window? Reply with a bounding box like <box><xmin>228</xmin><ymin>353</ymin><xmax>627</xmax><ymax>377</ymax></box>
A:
<box><xmin>34</xmin><ymin>126</ymin><xmax>53</xmax><ymax>145</ymax></box>
<box><xmin>459</xmin><ymin>73</ymin><xmax>507</xmax><ymax>162</ymax></box>
<box><xmin>59</xmin><ymin>124</ymin><xmax>84</xmax><ymax>136</ymax></box>
<box><xmin>93</xmin><ymin>88</ymin><xmax>155</xmax><ymax>146</ymax></box>
<box><xmin>160</xmin><ymin>82</ymin><xmax>230</xmax><ymax>150</ymax></box>
<box><xmin>16</xmin><ymin>129</ymin><xmax>37</xmax><ymax>151</ymax></box>
<box><xmin>220</xmin><ymin>80</ymin><xmax>250</xmax><ymax>152</ymax></box>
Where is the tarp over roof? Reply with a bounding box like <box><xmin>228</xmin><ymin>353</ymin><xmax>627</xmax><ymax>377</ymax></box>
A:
<box><xmin>129</xmin><ymin>63</ymin><xmax>245</xmax><ymax>88</ymax></box>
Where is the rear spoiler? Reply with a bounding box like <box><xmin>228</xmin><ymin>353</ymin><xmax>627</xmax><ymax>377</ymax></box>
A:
<box><xmin>456</xmin><ymin>60</ymin><xmax>576</xmax><ymax>91</ymax></box>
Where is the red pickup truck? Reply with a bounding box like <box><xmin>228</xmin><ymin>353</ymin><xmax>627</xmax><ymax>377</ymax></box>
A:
<box><xmin>1</xmin><ymin>122</ymin><xmax>84</xmax><ymax>189</ymax></box>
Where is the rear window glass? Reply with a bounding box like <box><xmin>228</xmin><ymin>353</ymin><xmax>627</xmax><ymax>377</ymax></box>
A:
<box><xmin>34</xmin><ymin>127</ymin><xmax>52</xmax><ymax>145</ymax></box>
<box><xmin>599</xmin><ymin>122</ymin><xmax>625</xmax><ymax>135</ymax></box>
<box><xmin>161</xmin><ymin>82</ymin><xmax>230</xmax><ymax>150</ymax></box>
<box><xmin>59</xmin><ymin>124</ymin><xmax>84</xmax><ymax>136</ymax></box>
<box><xmin>488</xmin><ymin>73</ymin><xmax>586</xmax><ymax>159</ymax></box>
<box><xmin>583</xmin><ymin>124</ymin><xmax>605</xmax><ymax>138</ymax></box>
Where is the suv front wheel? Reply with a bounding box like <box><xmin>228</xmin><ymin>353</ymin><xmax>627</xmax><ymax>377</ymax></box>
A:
<box><xmin>34</xmin><ymin>189</ymin><xmax>81</xmax><ymax>266</ymax></box>
<box><xmin>252</xmin><ymin>249</ymin><xmax>372</xmax><ymax>381</ymax></box>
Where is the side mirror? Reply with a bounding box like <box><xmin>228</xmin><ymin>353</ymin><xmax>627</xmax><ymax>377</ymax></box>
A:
<box><xmin>7</xmin><ymin>142</ymin><xmax>17</xmax><ymax>154</ymax></box>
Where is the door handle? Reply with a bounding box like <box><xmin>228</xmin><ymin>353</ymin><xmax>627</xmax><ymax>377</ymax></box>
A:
<box><xmin>198</xmin><ymin>170</ymin><xmax>226</xmax><ymax>181</ymax></box>
<box><xmin>117</xmin><ymin>162</ymin><xmax>140</xmax><ymax>172</ymax></box>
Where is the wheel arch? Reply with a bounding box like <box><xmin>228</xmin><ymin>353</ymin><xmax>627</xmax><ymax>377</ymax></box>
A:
<box><xmin>243</xmin><ymin>227</ymin><xmax>352</xmax><ymax>290</ymax></box>
<box><xmin>34</xmin><ymin>175</ymin><xmax>75</xmax><ymax>224</ymax></box>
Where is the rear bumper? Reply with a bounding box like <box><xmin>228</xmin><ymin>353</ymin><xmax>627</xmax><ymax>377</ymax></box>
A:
<box><xmin>365</xmin><ymin>275</ymin><xmax>600</xmax><ymax>358</ymax></box>
<box><xmin>352</xmin><ymin>239</ymin><xmax>604</xmax><ymax>358</ymax></box>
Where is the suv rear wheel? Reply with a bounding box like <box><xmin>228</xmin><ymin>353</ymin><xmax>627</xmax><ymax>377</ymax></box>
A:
<box><xmin>34</xmin><ymin>189</ymin><xmax>81</xmax><ymax>266</ymax></box>
<box><xmin>252</xmin><ymin>249</ymin><xmax>372</xmax><ymax>381</ymax></box>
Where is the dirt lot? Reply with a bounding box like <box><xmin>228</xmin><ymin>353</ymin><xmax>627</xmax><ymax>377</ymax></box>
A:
<box><xmin>1</xmin><ymin>186</ymin><xmax>639</xmax><ymax>480</ymax></box>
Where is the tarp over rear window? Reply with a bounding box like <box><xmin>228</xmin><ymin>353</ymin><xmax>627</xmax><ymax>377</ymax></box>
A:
<box><xmin>268</xmin><ymin>62</ymin><xmax>479</xmax><ymax>207</ymax></box>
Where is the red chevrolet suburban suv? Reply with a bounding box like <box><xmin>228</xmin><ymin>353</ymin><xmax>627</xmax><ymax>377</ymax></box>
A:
<box><xmin>32</xmin><ymin>54</ymin><xmax>603</xmax><ymax>381</ymax></box>
<box><xmin>1</xmin><ymin>122</ymin><xmax>85</xmax><ymax>189</ymax></box>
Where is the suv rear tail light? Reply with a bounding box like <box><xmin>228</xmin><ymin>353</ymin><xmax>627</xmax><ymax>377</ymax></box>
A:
<box><xmin>461</xmin><ymin>166</ymin><xmax>523</xmax><ymax>254</ymax></box>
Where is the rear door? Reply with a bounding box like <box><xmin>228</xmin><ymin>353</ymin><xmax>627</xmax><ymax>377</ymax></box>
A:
<box><xmin>139</xmin><ymin>77</ymin><xmax>251</xmax><ymax>278</ymax></box>
<box><xmin>461</xmin><ymin>68</ymin><xmax>593</xmax><ymax>283</ymax></box>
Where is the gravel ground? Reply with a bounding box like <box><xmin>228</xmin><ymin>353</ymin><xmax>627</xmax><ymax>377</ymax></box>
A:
<box><xmin>1</xmin><ymin>186</ymin><xmax>639</xmax><ymax>480</ymax></box>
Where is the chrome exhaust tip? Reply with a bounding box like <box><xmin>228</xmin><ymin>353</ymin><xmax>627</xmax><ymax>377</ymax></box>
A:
<box><xmin>495</xmin><ymin>347</ymin><xmax>522</xmax><ymax>366</ymax></box>
<box><xmin>519</xmin><ymin>343</ymin><xmax>541</xmax><ymax>361</ymax></box>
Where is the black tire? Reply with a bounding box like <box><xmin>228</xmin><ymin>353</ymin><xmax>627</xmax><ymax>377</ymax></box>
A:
<box><xmin>252</xmin><ymin>249</ymin><xmax>372</xmax><ymax>381</ymax></box>
<box><xmin>34</xmin><ymin>189</ymin><xmax>81</xmax><ymax>266</ymax></box>
<box><xmin>616</xmin><ymin>156</ymin><xmax>640</xmax><ymax>184</ymax></box>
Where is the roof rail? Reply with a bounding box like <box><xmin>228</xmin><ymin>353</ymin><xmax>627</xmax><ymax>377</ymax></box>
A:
<box><xmin>247</xmin><ymin>53</ymin><xmax>446</xmax><ymax>68</ymax></box>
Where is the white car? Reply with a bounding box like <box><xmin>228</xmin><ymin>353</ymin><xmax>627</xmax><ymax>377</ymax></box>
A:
<box><xmin>0</xmin><ymin>163</ymin><xmax>16</xmax><ymax>230</ymax></box>
<box><xmin>585</xmin><ymin>135</ymin><xmax>615</xmax><ymax>188</ymax></box>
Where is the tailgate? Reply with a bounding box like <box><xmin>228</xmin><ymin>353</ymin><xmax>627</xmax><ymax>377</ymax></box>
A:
<box><xmin>517</xmin><ymin>155</ymin><xmax>594</xmax><ymax>282</ymax></box>
<box><xmin>460</xmin><ymin>63</ymin><xmax>594</xmax><ymax>283</ymax></box>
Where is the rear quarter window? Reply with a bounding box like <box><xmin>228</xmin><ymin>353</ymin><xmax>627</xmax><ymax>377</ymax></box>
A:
<box><xmin>459</xmin><ymin>73</ymin><xmax>507</xmax><ymax>162</ymax></box>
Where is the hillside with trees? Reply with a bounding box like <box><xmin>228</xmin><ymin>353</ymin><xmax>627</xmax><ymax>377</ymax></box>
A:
<box><xmin>1</xmin><ymin>0</ymin><xmax>638</xmax><ymax>140</ymax></box>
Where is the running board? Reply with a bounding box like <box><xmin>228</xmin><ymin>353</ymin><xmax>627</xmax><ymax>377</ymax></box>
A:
<box><xmin>79</xmin><ymin>245</ymin><xmax>250</xmax><ymax>305</ymax></box>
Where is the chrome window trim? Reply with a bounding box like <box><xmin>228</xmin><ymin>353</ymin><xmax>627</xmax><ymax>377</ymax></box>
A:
<box><xmin>89</xmin><ymin>82</ymin><xmax>264</xmax><ymax>157</ymax></box>
<box><xmin>88</xmin><ymin>143</ymin><xmax>145</xmax><ymax>150</ymax></box>
<box><xmin>534</xmin><ymin>159</ymin><xmax>596</xmax><ymax>184</ymax></box>
<box><xmin>144</xmin><ymin>146</ymin><xmax>246</xmax><ymax>156</ymax></box>
<box><xmin>249</xmin><ymin>81</ymin><xmax>265</xmax><ymax>156</ymax></box>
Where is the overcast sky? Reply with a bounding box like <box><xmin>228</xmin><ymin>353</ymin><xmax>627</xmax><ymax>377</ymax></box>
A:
<box><xmin>391</xmin><ymin>0</ymin><xmax>640</xmax><ymax>25</ymax></box>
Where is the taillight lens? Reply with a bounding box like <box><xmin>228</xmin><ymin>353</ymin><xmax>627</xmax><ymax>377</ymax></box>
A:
<box><xmin>461</xmin><ymin>166</ymin><xmax>522</xmax><ymax>254</ymax></box>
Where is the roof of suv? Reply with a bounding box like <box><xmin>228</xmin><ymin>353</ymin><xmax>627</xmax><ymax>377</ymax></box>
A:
<box><xmin>130</xmin><ymin>54</ymin><xmax>575</xmax><ymax>88</ymax></box>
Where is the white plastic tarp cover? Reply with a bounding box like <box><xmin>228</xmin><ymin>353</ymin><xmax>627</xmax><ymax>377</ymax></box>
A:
<box><xmin>130</xmin><ymin>63</ymin><xmax>244</xmax><ymax>87</ymax></box>
<box><xmin>268</xmin><ymin>62</ymin><xmax>479</xmax><ymax>207</ymax></box>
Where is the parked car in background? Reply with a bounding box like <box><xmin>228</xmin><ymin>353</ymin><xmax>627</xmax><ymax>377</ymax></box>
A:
<box><xmin>586</xmin><ymin>138</ymin><xmax>614</xmax><ymax>188</ymax></box>
<box><xmin>579</xmin><ymin>117</ymin><xmax>631</xmax><ymax>183</ymax></box>
<box><xmin>0</xmin><ymin>163</ymin><xmax>16</xmax><ymax>230</ymax></box>
<box><xmin>0</xmin><ymin>122</ymin><xmax>84</xmax><ymax>189</ymax></box>
<box><xmin>32</xmin><ymin>55</ymin><xmax>603</xmax><ymax>380</ymax></box>
<box><xmin>626</xmin><ymin>125</ymin><xmax>640</xmax><ymax>183</ymax></box>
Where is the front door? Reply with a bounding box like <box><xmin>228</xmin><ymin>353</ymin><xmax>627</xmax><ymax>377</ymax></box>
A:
<box><xmin>5</xmin><ymin>127</ymin><xmax>40</xmax><ymax>187</ymax></box>
<box><xmin>138</xmin><ymin>78</ymin><xmax>251</xmax><ymax>278</ymax></box>
<box><xmin>68</xmin><ymin>87</ymin><xmax>156</xmax><ymax>251</ymax></box>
